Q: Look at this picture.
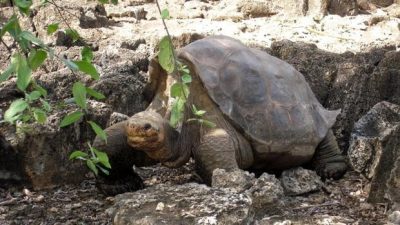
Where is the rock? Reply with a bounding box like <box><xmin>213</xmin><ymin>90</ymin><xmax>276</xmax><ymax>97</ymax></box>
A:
<box><xmin>388</xmin><ymin>211</ymin><xmax>400</xmax><ymax>225</ymax></box>
<box><xmin>329</xmin><ymin>0</ymin><xmax>358</xmax><ymax>16</ymax></box>
<box><xmin>280</xmin><ymin>167</ymin><xmax>323</xmax><ymax>196</ymax></box>
<box><xmin>0</xmin><ymin>101</ymin><xmax>112</xmax><ymax>189</ymax></box>
<box><xmin>0</xmin><ymin>133</ymin><xmax>26</xmax><ymax>187</ymax></box>
<box><xmin>79</xmin><ymin>4</ymin><xmax>109</xmax><ymax>29</ymax></box>
<box><xmin>307</xmin><ymin>0</ymin><xmax>329</xmax><ymax>20</ymax></box>
<box><xmin>211</xmin><ymin>168</ymin><xmax>255</xmax><ymax>192</ymax></box>
<box><xmin>348</xmin><ymin>101</ymin><xmax>400</xmax><ymax>203</ymax></box>
<box><xmin>109</xmin><ymin>183</ymin><xmax>254</xmax><ymax>225</ymax></box>
<box><xmin>247</xmin><ymin>173</ymin><xmax>284</xmax><ymax>209</ymax></box>
<box><xmin>108</xmin><ymin>112</ymin><xmax>129</xmax><ymax>126</ymax></box>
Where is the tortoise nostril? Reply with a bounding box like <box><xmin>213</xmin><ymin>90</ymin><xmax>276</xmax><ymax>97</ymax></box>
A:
<box><xmin>143</xmin><ymin>123</ymin><xmax>152</xmax><ymax>130</ymax></box>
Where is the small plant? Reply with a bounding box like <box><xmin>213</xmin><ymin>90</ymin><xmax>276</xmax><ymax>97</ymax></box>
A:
<box><xmin>0</xmin><ymin>0</ymin><xmax>114</xmax><ymax>176</ymax></box>
<box><xmin>69</xmin><ymin>142</ymin><xmax>111</xmax><ymax>176</ymax></box>
<box><xmin>155</xmin><ymin>1</ymin><xmax>215</xmax><ymax>128</ymax></box>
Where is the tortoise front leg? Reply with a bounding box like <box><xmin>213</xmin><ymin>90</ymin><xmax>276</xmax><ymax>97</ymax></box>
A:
<box><xmin>312</xmin><ymin>129</ymin><xmax>347</xmax><ymax>180</ymax></box>
<box><xmin>93</xmin><ymin>121</ymin><xmax>156</xmax><ymax>195</ymax></box>
<box><xmin>193</xmin><ymin>128</ymin><xmax>240</xmax><ymax>185</ymax></box>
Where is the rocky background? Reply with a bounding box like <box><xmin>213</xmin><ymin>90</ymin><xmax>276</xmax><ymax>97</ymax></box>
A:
<box><xmin>0</xmin><ymin>0</ymin><xmax>400</xmax><ymax>224</ymax></box>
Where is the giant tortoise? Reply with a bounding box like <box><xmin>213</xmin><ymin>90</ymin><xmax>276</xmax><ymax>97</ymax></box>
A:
<box><xmin>94</xmin><ymin>35</ymin><xmax>347</xmax><ymax>195</ymax></box>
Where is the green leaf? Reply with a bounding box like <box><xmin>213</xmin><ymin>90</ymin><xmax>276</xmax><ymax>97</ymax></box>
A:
<box><xmin>15</xmin><ymin>0</ymin><xmax>32</xmax><ymax>15</ymax></box>
<box><xmin>72</xmin><ymin>82</ymin><xmax>87</xmax><ymax>110</ymax></box>
<box><xmin>41</xmin><ymin>99</ymin><xmax>51</xmax><ymax>112</ymax></box>
<box><xmin>4</xmin><ymin>99</ymin><xmax>28</xmax><ymax>123</ymax></box>
<box><xmin>73</xmin><ymin>60</ymin><xmax>99</xmax><ymax>80</ymax></box>
<box><xmin>20</xmin><ymin>31</ymin><xmax>45</xmax><ymax>47</ymax></box>
<box><xmin>27</xmin><ymin>91</ymin><xmax>42</xmax><ymax>101</ymax></box>
<box><xmin>86</xmin><ymin>160</ymin><xmax>98</xmax><ymax>176</ymax></box>
<box><xmin>86</xmin><ymin>87</ymin><xmax>105</xmax><ymax>100</ymax></box>
<box><xmin>161</xmin><ymin>9</ymin><xmax>170</xmax><ymax>19</ymax></box>
<box><xmin>33</xmin><ymin>82</ymin><xmax>48</xmax><ymax>97</ymax></box>
<box><xmin>21</xmin><ymin>114</ymin><xmax>31</xmax><ymax>122</ymax></box>
<box><xmin>170</xmin><ymin>83</ymin><xmax>189</xmax><ymax>98</ymax></box>
<box><xmin>81</xmin><ymin>47</ymin><xmax>93</xmax><ymax>62</ymax></box>
<box><xmin>97</xmin><ymin>165</ymin><xmax>110</xmax><ymax>175</ymax></box>
<box><xmin>15</xmin><ymin>54</ymin><xmax>32</xmax><ymax>91</ymax></box>
<box><xmin>28</xmin><ymin>49</ymin><xmax>47</xmax><ymax>70</ymax></box>
<box><xmin>158</xmin><ymin>36</ymin><xmax>175</xmax><ymax>74</ymax></box>
<box><xmin>61</xmin><ymin>58</ymin><xmax>79</xmax><ymax>71</ymax></box>
<box><xmin>194</xmin><ymin>110</ymin><xmax>206</xmax><ymax>117</ymax></box>
<box><xmin>91</xmin><ymin>147</ymin><xmax>111</xmax><ymax>169</ymax></box>
<box><xmin>111</xmin><ymin>0</ymin><xmax>118</xmax><ymax>4</ymax></box>
<box><xmin>169</xmin><ymin>97</ymin><xmax>185</xmax><ymax>128</ymax></box>
<box><xmin>60</xmin><ymin>110</ymin><xmax>84</xmax><ymax>127</ymax></box>
<box><xmin>0</xmin><ymin>15</ymin><xmax>20</xmax><ymax>39</ymax></box>
<box><xmin>182</xmin><ymin>74</ymin><xmax>192</xmax><ymax>84</ymax></box>
<box><xmin>69</xmin><ymin>150</ymin><xmax>89</xmax><ymax>160</ymax></box>
<box><xmin>200</xmin><ymin>119</ymin><xmax>216</xmax><ymax>128</ymax></box>
<box><xmin>88</xmin><ymin>121</ymin><xmax>107</xmax><ymax>144</ymax></box>
<box><xmin>180</xmin><ymin>64</ymin><xmax>190</xmax><ymax>74</ymax></box>
<box><xmin>0</xmin><ymin>62</ymin><xmax>16</xmax><ymax>83</ymax></box>
<box><xmin>47</xmin><ymin>23</ymin><xmax>59</xmax><ymax>35</ymax></box>
<box><xmin>33</xmin><ymin>108</ymin><xmax>47</xmax><ymax>124</ymax></box>
<box><xmin>65</xmin><ymin>28</ymin><xmax>80</xmax><ymax>42</ymax></box>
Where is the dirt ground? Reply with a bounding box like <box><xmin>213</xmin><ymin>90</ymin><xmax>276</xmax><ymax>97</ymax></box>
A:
<box><xmin>0</xmin><ymin>162</ymin><xmax>390</xmax><ymax>224</ymax></box>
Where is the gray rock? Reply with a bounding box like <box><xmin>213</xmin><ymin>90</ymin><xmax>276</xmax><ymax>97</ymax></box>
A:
<box><xmin>108</xmin><ymin>112</ymin><xmax>129</xmax><ymax>126</ymax></box>
<box><xmin>212</xmin><ymin>168</ymin><xmax>255</xmax><ymax>192</ymax></box>
<box><xmin>109</xmin><ymin>183</ymin><xmax>254</xmax><ymax>225</ymax></box>
<box><xmin>329</xmin><ymin>0</ymin><xmax>358</xmax><ymax>16</ymax></box>
<box><xmin>79</xmin><ymin>4</ymin><xmax>109</xmax><ymax>29</ymax></box>
<box><xmin>247</xmin><ymin>173</ymin><xmax>284</xmax><ymax>209</ymax></box>
<box><xmin>388</xmin><ymin>211</ymin><xmax>400</xmax><ymax>225</ymax></box>
<box><xmin>348</xmin><ymin>101</ymin><xmax>400</xmax><ymax>203</ymax></box>
<box><xmin>280</xmin><ymin>167</ymin><xmax>323</xmax><ymax>196</ymax></box>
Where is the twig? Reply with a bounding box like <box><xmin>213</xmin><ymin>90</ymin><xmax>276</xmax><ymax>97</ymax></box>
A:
<box><xmin>306</xmin><ymin>27</ymin><xmax>353</xmax><ymax>41</ymax></box>
<box><xmin>0</xmin><ymin>197</ymin><xmax>17</xmax><ymax>206</ymax></box>
<box><xmin>47</xmin><ymin>0</ymin><xmax>75</xmax><ymax>31</ymax></box>
<box><xmin>293</xmin><ymin>201</ymin><xmax>341</xmax><ymax>210</ymax></box>
<box><xmin>0</xmin><ymin>37</ymin><xmax>12</xmax><ymax>55</ymax></box>
<box><xmin>154</xmin><ymin>1</ymin><xmax>186</xmax><ymax>92</ymax></box>
<box><xmin>47</xmin><ymin>0</ymin><xmax>80</xmax><ymax>20</ymax></box>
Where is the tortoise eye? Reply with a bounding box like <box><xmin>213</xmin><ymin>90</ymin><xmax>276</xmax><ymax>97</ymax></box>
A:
<box><xmin>143</xmin><ymin>123</ymin><xmax>152</xmax><ymax>130</ymax></box>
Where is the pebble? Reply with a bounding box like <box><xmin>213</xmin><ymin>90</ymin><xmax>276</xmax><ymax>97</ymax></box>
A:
<box><xmin>156</xmin><ymin>202</ymin><xmax>165</xmax><ymax>211</ymax></box>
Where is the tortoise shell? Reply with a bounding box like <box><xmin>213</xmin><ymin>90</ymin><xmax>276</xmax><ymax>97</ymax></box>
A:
<box><xmin>177</xmin><ymin>35</ymin><xmax>339</xmax><ymax>156</ymax></box>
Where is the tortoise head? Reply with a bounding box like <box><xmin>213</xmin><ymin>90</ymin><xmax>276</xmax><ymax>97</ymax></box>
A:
<box><xmin>125</xmin><ymin>111</ymin><xmax>185</xmax><ymax>165</ymax></box>
<box><xmin>126</xmin><ymin>111</ymin><xmax>166</xmax><ymax>152</ymax></box>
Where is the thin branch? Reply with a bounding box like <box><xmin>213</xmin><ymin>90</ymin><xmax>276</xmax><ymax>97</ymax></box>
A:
<box><xmin>47</xmin><ymin>0</ymin><xmax>75</xmax><ymax>31</ymax></box>
<box><xmin>47</xmin><ymin>0</ymin><xmax>80</xmax><ymax>20</ymax></box>
<box><xmin>0</xmin><ymin>37</ymin><xmax>12</xmax><ymax>55</ymax></box>
<box><xmin>155</xmin><ymin>0</ymin><xmax>189</xmax><ymax>101</ymax></box>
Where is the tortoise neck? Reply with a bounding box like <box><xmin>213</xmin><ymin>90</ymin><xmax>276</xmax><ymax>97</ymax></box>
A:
<box><xmin>160</xmin><ymin>122</ymin><xmax>191</xmax><ymax>168</ymax></box>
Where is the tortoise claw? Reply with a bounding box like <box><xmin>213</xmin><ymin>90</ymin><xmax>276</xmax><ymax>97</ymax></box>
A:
<box><xmin>317</xmin><ymin>162</ymin><xmax>347</xmax><ymax>180</ymax></box>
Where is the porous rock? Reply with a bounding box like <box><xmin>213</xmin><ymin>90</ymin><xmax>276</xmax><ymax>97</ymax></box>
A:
<box><xmin>1</xmin><ymin>101</ymin><xmax>112</xmax><ymax>189</ymax></box>
<box><xmin>108</xmin><ymin>112</ymin><xmax>129</xmax><ymax>126</ymax></box>
<box><xmin>388</xmin><ymin>211</ymin><xmax>400</xmax><ymax>225</ymax></box>
<box><xmin>246</xmin><ymin>173</ymin><xmax>284</xmax><ymax>209</ymax></box>
<box><xmin>212</xmin><ymin>168</ymin><xmax>255</xmax><ymax>192</ymax></box>
<box><xmin>280</xmin><ymin>167</ymin><xmax>323</xmax><ymax>196</ymax></box>
<box><xmin>348</xmin><ymin>101</ymin><xmax>400</xmax><ymax>203</ymax></box>
<box><xmin>108</xmin><ymin>183</ymin><xmax>254</xmax><ymax>225</ymax></box>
